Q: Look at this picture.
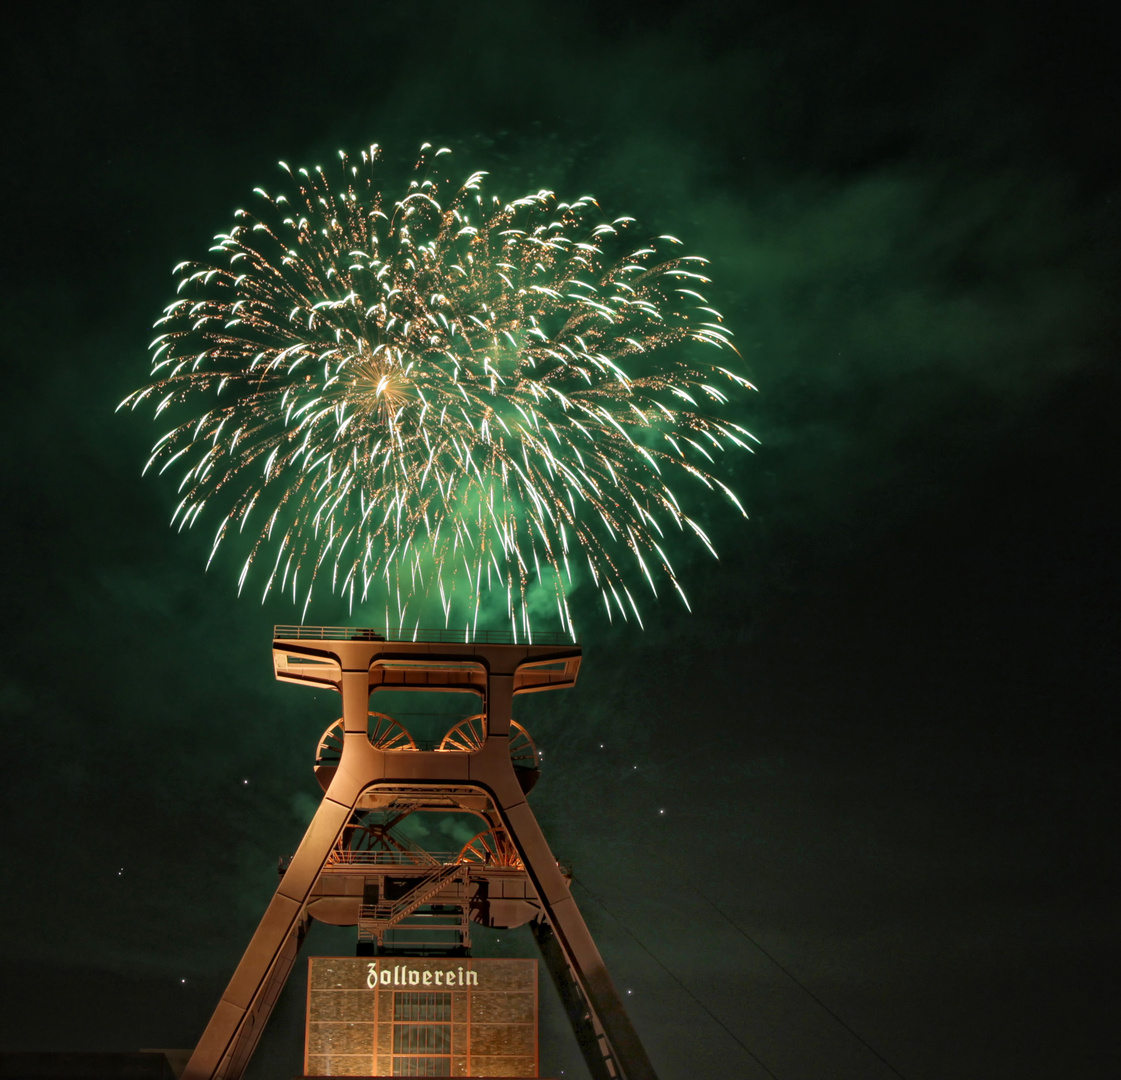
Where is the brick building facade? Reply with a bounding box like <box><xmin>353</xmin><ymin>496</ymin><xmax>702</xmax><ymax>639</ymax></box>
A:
<box><xmin>305</xmin><ymin>957</ymin><xmax>538</xmax><ymax>1078</ymax></box>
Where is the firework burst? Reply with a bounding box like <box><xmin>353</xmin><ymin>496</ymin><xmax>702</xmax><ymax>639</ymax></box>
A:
<box><xmin>120</xmin><ymin>144</ymin><xmax>756</xmax><ymax>638</ymax></box>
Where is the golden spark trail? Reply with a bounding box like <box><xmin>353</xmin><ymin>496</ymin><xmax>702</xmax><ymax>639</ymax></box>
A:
<box><xmin>121</xmin><ymin>144</ymin><xmax>757</xmax><ymax>636</ymax></box>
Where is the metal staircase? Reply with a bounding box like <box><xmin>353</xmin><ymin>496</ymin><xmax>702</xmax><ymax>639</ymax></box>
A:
<box><xmin>358</xmin><ymin>862</ymin><xmax>470</xmax><ymax>950</ymax></box>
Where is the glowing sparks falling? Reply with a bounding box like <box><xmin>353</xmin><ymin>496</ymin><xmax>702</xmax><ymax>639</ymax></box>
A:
<box><xmin>120</xmin><ymin>144</ymin><xmax>757</xmax><ymax>637</ymax></box>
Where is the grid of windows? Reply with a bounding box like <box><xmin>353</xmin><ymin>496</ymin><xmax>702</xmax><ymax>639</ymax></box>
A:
<box><xmin>393</xmin><ymin>1023</ymin><xmax>451</xmax><ymax>1054</ymax></box>
<box><xmin>307</xmin><ymin>960</ymin><xmax>539</xmax><ymax>1077</ymax></box>
<box><xmin>390</xmin><ymin>1056</ymin><xmax>451</xmax><ymax>1077</ymax></box>
<box><xmin>392</xmin><ymin>993</ymin><xmax>452</xmax><ymax>1077</ymax></box>
<box><xmin>394</xmin><ymin>992</ymin><xmax>452</xmax><ymax>1022</ymax></box>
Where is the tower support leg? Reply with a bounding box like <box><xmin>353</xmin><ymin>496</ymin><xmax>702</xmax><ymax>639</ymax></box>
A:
<box><xmin>480</xmin><ymin>667</ymin><xmax>658</xmax><ymax>1080</ymax></box>
<box><xmin>222</xmin><ymin>910</ymin><xmax>310</xmax><ymax>1080</ymax></box>
<box><xmin>493</xmin><ymin>794</ymin><xmax>658</xmax><ymax>1080</ymax></box>
<box><xmin>533</xmin><ymin>918</ymin><xmax>617</xmax><ymax>1080</ymax></box>
<box><xmin>182</xmin><ymin>777</ymin><xmax>359</xmax><ymax>1080</ymax></box>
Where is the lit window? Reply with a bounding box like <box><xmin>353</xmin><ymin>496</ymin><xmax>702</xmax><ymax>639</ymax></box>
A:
<box><xmin>392</xmin><ymin>992</ymin><xmax>452</xmax><ymax>1076</ymax></box>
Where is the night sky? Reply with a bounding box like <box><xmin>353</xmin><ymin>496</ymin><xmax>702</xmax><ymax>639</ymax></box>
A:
<box><xmin>2</xmin><ymin>2</ymin><xmax>1119</xmax><ymax>1077</ymax></box>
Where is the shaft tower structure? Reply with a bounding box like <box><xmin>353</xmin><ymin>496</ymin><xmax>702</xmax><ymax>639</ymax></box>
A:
<box><xmin>182</xmin><ymin>626</ymin><xmax>657</xmax><ymax>1080</ymax></box>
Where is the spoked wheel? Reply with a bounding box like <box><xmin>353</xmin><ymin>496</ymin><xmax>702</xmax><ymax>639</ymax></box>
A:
<box><xmin>343</xmin><ymin>808</ymin><xmax>421</xmax><ymax>859</ymax></box>
<box><xmin>437</xmin><ymin>715</ymin><xmax>540</xmax><ymax>769</ymax></box>
<box><xmin>437</xmin><ymin>714</ymin><xmax>486</xmax><ymax>753</ymax></box>
<box><xmin>368</xmin><ymin>712</ymin><xmax>417</xmax><ymax>751</ymax></box>
<box><xmin>458</xmin><ymin>829</ymin><xmax>523</xmax><ymax>869</ymax></box>
<box><xmin>313</xmin><ymin>713</ymin><xmax>417</xmax><ymax>789</ymax></box>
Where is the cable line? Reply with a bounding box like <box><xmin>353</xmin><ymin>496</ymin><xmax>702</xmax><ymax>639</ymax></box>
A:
<box><xmin>589</xmin><ymin>744</ymin><xmax>915</xmax><ymax>1079</ymax></box>
<box><xmin>684</xmin><ymin>880</ymin><xmax>913</xmax><ymax>1080</ymax></box>
<box><xmin>571</xmin><ymin>876</ymin><xmax>783</xmax><ymax>1080</ymax></box>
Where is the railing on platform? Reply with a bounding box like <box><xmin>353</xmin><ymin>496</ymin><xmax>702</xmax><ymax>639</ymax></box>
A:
<box><xmin>322</xmin><ymin>852</ymin><xmax>573</xmax><ymax>879</ymax></box>
<box><xmin>325</xmin><ymin>849</ymin><xmax>462</xmax><ymax>868</ymax></box>
<box><xmin>273</xmin><ymin>624</ymin><xmax>576</xmax><ymax>646</ymax></box>
<box><xmin>318</xmin><ymin>847</ymin><xmax>572</xmax><ymax>877</ymax></box>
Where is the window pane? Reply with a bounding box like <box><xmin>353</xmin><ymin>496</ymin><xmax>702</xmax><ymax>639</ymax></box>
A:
<box><xmin>391</xmin><ymin>1056</ymin><xmax>452</xmax><ymax>1077</ymax></box>
<box><xmin>393</xmin><ymin>1024</ymin><xmax>451</xmax><ymax>1054</ymax></box>
<box><xmin>393</xmin><ymin>992</ymin><xmax>452</xmax><ymax>1022</ymax></box>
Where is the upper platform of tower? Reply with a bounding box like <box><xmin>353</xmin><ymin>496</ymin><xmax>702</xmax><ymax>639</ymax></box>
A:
<box><xmin>271</xmin><ymin>625</ymin><xmax>582</xmax><ymax>696</ymax></box>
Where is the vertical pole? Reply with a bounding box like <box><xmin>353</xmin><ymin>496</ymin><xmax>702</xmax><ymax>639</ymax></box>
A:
<box><xmin>340</xmin><ymin>669</ymin><xmax>370</xmax><ymax>734</ymax></box>
<box><xmin>486</xmin><ymin>671</ymin><xmax>514</xmax><ymax>738</ymax></box>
